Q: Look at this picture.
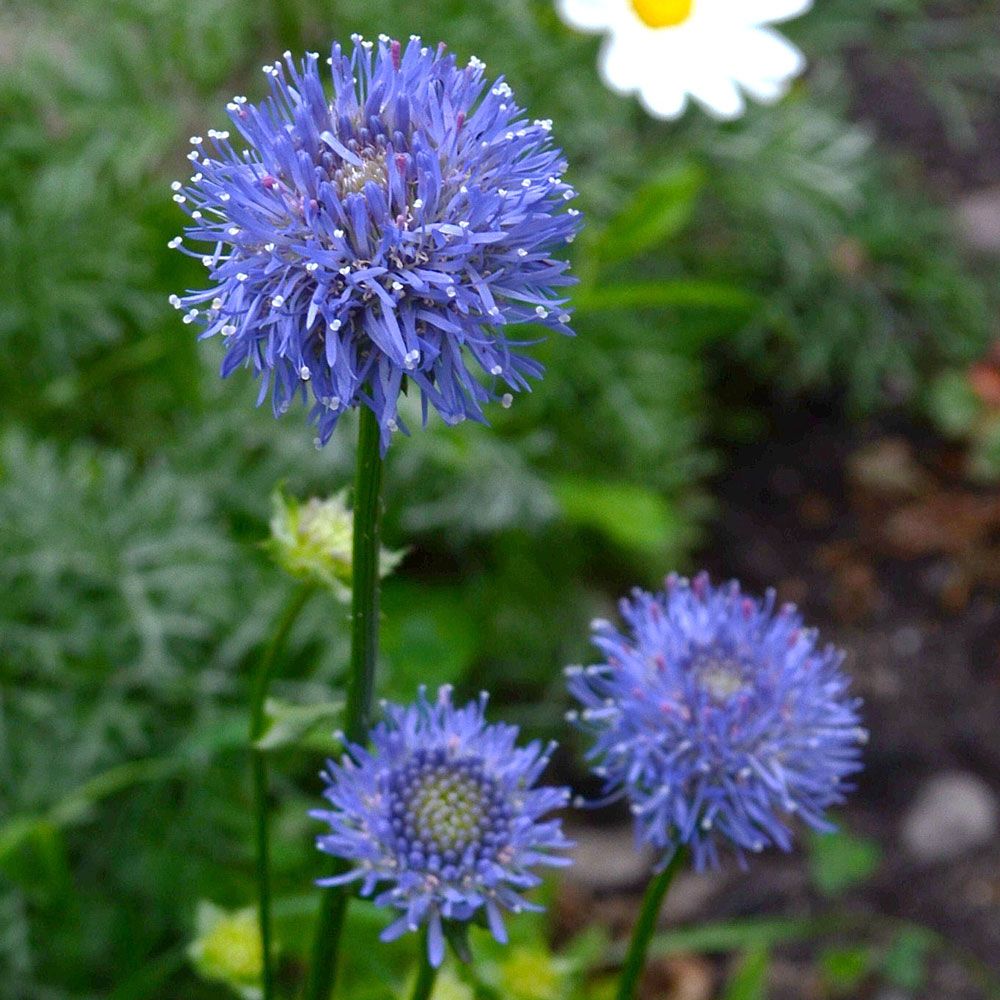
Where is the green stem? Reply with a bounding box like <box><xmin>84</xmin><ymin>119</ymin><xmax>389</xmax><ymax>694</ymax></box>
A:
<box><xmin>305</xmin><ymin>405</ymin><xmax>384</xmax><ymax>1000</ymax></box>
<box><xmin>410</xmin><ymin>932</ymin><xmax>439</xmax><ymax>1000</ymax></box>
<box><xmin>616</xmin><ymin>847</ymin><xmax>688</xmax><ymax>1000</ymax></box>
<box><xmin>250</xmin><ymin>583</ymin><xmax>317</xmax><ymax>1000</ymax></box>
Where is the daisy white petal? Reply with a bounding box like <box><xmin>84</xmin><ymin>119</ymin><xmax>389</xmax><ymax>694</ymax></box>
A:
<box><xmin>557</xmin><ymin>0</ymin><xmax>624</xmax><ymax>32</ymax></box>
<box><xmin>742</xmin><ymin>0</ymin><xmax>813</xmax><ymax>26</ymax></box>
<box><xmin>686</xmin><ymin>67</ymin><xmax>745</xmax><ymax>119</ymax></box>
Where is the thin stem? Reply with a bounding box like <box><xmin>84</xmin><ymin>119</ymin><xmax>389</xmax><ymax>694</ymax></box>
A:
<box><xmin>344</xmin><ymin>404</ymin><xmax>384</xmax><ymax>745</ymax></box>
<box><xmin>250</xmin><ymin>583</ymin><xmax>317</xmax><ymax>1000</ymax></box>
<box><xmin>305</xmin><ymin>405</ymin><xmax>384</xmax><ymax>1000</ymax></box>
<box><xmin>410</xmin><ymin>932</ymin><xmax>439</xmax><ymax>1000</ymax></box>
<box><xmin>616</xmin><ymin>847</ymin><xmax>688</xmax><ymax>1000</ymax></box>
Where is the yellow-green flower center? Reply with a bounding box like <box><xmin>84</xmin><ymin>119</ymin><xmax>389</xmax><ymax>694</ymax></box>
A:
<box><xmin>630</xmin><ymin>0</ymin><xmax>694</xmax><ymax>28</ymax></box>
<box><xmin>693</xmin><ymin>654</ymin><xmax>746</xmax><ymax>702</ymax></box>
<box><xmin>409</xmin><ymin>771</ymin><xmax>488</xmax><ymax>852</ymax></box>
<box><xmin>335</xmin><ymin>148</ymin><xmax>388</xmax><ymax>197</ymax></box>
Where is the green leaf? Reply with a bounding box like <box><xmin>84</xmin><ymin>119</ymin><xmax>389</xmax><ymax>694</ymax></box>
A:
<box><xmin>444</xmin><ymin>919</ymin><xmax>473</xmax><ymax>964</ymax></box>
<box><xmin>553</xmin><ymin>476</ymin><xmax>681</xmax><ymax>556</ymax></box>
<box><xmin>926</xmin><ymin>371</ymin><xmax>981</xmax><ymax>437</ymax></box>
<box><xmin>595</xmin><ymin>163</ymin><xmax>704</xmax><ymax>264</ymax></box>
<box><xmin>722</xmin><ymin>949</ymin><xmax>770</xmax><ymax>1000</ymax></box>
<box><xmin>808</xmin><ymin>829</ymin><xmax>882</xmax><ymax>898</ymax></box>
<box><xmin>574</xmin><ymin>280</ymin><xmax>758</xmax><ymax>316</ymax></box>
<box><xmin>881</xmin><ymin>927</ymin><xmax>935</xmax><ymax>992</ymax></box>
<box><xmin>820</xmin><ymin>945</ymin><xmax>870</xmax><ymax>994</ymax></box>
<box><xmin>380</xmin><ymin>582</ymin><xmax>480</xmax><ymax>699</ymax></box>
<box><xmin>253</xmin><ymin>697</ymin><xmax>344</xmax><ymax>751</ymax></box>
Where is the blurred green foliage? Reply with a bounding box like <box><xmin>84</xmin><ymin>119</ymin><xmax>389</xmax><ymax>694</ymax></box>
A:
<box><xmin>1</xmin><ymin>0</ymin><xmax>999</xmax><ymax>996</ymax></box>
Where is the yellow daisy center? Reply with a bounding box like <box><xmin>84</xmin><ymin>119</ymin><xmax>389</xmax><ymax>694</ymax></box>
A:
<box><xmin>630</xmin><ymin>0</ymin><xmax>694</xmax><ymax>28</ymax></box>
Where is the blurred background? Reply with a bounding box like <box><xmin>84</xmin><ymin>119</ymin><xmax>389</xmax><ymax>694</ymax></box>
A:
<box><xmin>2</xmin><ymin>1</ymin><xmax>999</xmax><ymax>998</ymax></box>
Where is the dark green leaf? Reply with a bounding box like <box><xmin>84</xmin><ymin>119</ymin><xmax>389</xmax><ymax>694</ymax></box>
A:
<box><xmin>253</xmin><ymin>697</ymin><xmax>345</xmax><ymax>751</ymax></box>
<box><xmin>881</xmin><ymin>927</ymin><xmax>935</xmax><ymax>991</ymax></box>
<box><xmin>722</xmin><ymin>949</ymin><xmax>770</xmax><ymax>1000</ymax></box>
<box><xmin>820</xmin><ymin>945</ymin><xmax>871</xmax><ymax>994</ymax></box>
<box><xmin>809</xmin><ymin>829</ymin><xmax>882</xmax><ymax>897</ymax></box>
<box><xmin>595</xmin><ymin>163</ymin><xmax>704</xmax><ymax>264</ymax></box>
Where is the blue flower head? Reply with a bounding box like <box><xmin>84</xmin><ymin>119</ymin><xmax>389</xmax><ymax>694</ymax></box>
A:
<box><xmin>566</xmin><ymin>572</ymin><xmax>866</xmax><ymax>871</ymax></box>
<box><xmin>311</xmin><ymin>686</ymin><xmax>572</xmax><ymax>966</ymax></box>
<box><xmin>170</xmin><ymin>36</ymin><xmax>580</xmax><ymax>452</ymax></box>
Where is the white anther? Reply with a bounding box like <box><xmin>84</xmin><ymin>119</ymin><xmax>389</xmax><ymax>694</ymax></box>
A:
<box><xmin>167</xmin><ymin>237</ymin><xmax>182</xmax><ymax>249</ymax></box>
<box><xmin>412</xmin><ymin>198</ymin><xmax>424</xmax><ymax>209</ymax></box>
<box><xmin>170</xmin><ymin>181</ymin><xmax>182</xmax><ymax>192</ymax></box>
<box><xmin>305</xmin><ymin>262</ymin><xmax>319</xmax><ymax>272</ymax></box>
<box><xmin>191</xmin><ymin>211</ymin><xmax>202</xmax><ymax>219</ymax></box>
<box><xmin>490</xmin><ymin>365</ymin><xmax>502</xmax><ymax>375</ymax></box>
<box><xmin>189</xmin><ymin>136</ymin><xmax>202</xmax><ymax>145</ymax></box>
<box><xmin>501</xmin><ymin>393</ymin><xmax>513</xmax><ymax>408</ymax></box>
<box><xmin>264</xmin><ymin>242</ymin><xmax>275</xmax><ymax>252</ymax></box>
<box><xmin>227</xmin><ymin>227</ymin><xmax>240</xmax><ymax>236</ymax></box>
<box><xmin>339</xmin><ymin>266</ymin><xmax>350</xmax><ymax>276</ymax></box>
<box><xmin>219</xmin><ymin>192</ymin><xmax>230</xmax><ymax>201</ymax></box>
<box><xmin>201</xmin><ymin>256</ymin><xmax>213</xmax><ymax>267</ymax></box>
<box><xmin>271</xmin><ymin>295</ymin><xmax>285</xmax><ymax>307</ymax></box>
<box><xmin>236</xmin><ymin>272</ymin><xmax>249</xmax><ymax>281</ymax></box>
<box><xmin>168</xmin><ymin>294</ymin><xmax>181</xmax><ymax>308</ymax></box>
<box><xmin>517</xmin><ymin>248</ymin><xmax>528</xmax><ymax>257</ymax></box>
<box><xmin>535</xmin><ymin>306</ymin><xmax>548</xmax><ymax>318</ymax></box>
<box><xmin>299</xmin><ymin>365</ymin><xmax>310</xmax><ymax>380</ymax></box>
<box><xmin>221</xmin><ymin>324</ymin><xmax>237</xmax><ymax>336</ymax></box>
<box><xmin>172</xmin><ymin>194</ymin><xmax>186</xmax><ymax>203</ymax></box>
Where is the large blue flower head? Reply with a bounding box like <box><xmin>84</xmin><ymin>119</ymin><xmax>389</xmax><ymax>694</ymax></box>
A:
<box><xmin>170</xmin><ymin>36</ymin><xmax>580</xmax><ymax>452</ymax></box>
<box><xmin>311</xmin><ymin>686</ymin><xmax>573</xmax><ymax>966</ymax></box>
<box><xmin>566</xmin><ymin>572</ymin><xmax>866</xmax><ymax>871</ymax></box>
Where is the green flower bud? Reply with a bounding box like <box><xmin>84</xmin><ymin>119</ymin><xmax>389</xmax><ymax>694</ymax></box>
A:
<box><xmin>267</xmin><ymin>488</ymin><xmax>403</xmax><ymax>596</ymax></box>
<box><xmin>188</xmin><ymin>902</ymin><xmax>263</xmax><ymax>999</ymax></box>
<box><xmin>498</xmin><ymin>946</ymin><xmax>565</xmax><ymax>1000</ymax></box>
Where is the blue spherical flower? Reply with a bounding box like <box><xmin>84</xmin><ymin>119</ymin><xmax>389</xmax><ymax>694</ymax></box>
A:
<box><xmin>311</xmin><ymin>686</ymin><xmax>573</xmax><ymax>966</ymax></box>
<box><xmin>566</xmin><ymin>572</ymin><xmax>866</xmax><ymax>870</ymax></box>
<box><xmin>170</xmin><ymin>36</ymin><xmax>579</xmax><ymax>452</ymax></box>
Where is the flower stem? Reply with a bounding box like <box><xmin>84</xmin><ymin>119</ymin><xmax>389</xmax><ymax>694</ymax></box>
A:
<box><xmin>410</xmin><ymin>932</ymin><xmax>439</xmax><ymax>1000</ymax></box>
<box><xmin>616</xmin><ymin>847</ymin><xmax>688</xmax><ymax>1000</ymax></box>
<box><xmin>306</xmin><ymin>405</ymin><xmax>384</xmax><ymax>1000</ymax></box>
<box><xmin>250</xmin><ymin>583</ymin><xmax>317</xmax><ymax>1000</ymax></box>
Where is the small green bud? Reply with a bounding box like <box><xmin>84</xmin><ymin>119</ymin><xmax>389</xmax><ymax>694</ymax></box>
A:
<box><xmin>407</xmin><ymin>968</ymin><xmax>474</xmax><ymax>1000</ymax></box>
<box><xmin>267</xmin><ymin>488</ymin><xmax>403</xmax><ymax>596</ymax></box>
<box><xmin>188</xmin><ymin>902</ymin><xmax>263</xmax><ymax>999</ymax></box>
<box><xmin>497</xmin><ymin>946</ymin><xmax>565</xmax><ymax>1000</ymax></box>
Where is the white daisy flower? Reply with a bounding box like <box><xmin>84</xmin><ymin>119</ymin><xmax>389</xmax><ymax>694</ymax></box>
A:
<box><xmin>556</xmin><ymin>0</ymin><xmax>812</xmax><ymax>120</ymax></box>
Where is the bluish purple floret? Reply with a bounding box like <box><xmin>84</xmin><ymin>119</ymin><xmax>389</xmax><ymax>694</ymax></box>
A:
<box><xmin>311</xmin><ymin>686</ymin><xmax>573</xmax><ymax>966</ymax></box>
<box><xmin>169</xmin><ymin>35</ymin><xmax>580</xmax><ymax>452</ymax></box>
<box><xmin>566</xmin><ymin>572</ymin><xmax>866</xmax><ymax>871</ymax></box>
